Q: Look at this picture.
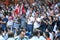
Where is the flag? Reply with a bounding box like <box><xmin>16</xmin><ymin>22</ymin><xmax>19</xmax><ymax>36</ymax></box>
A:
<box><xmin>14</xmin><ymin>4</ymin><xmax>20</xmax><ymax>15</ymax></box>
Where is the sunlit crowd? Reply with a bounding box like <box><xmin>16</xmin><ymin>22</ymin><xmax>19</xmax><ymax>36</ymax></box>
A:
<box><xmin>0</xmin><ymin>0</ymin><xmax>60</xmax><ymax>40</ymax></box>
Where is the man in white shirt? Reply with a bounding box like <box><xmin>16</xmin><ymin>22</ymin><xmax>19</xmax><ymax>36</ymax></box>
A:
<box><xmin>7</xmin><ymin>17</ymin><xmax>13</xmax><ymax>31</ymax></box>
<box><xmin>27</xmin><ymin>13</ymin><xmax>34</xmax><ymax>32</ymax></box>
<box><xmin>34</xmin><ymin>13</ymin><xmax>41</xmax><ymax>29</ymax></box>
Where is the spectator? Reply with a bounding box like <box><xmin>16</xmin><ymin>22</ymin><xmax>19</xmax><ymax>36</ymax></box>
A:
<box><xmin>0</xmin><ymin>30</ymin><xmax>5</xmax><ymax>40</ymax></box>
<box><xmin>0</xmin><ymin>0</ymin><xmax>60</xmax><ymax>40</ymax></box>
<box><xmin>7</xmin><ymin>15</ymin><xmax>13</xmax><ymax>31</ymax></box>
<box><xmin>27</xmin><ymin>13</ymin><xmax>34</xmax><ymax>32</ymax></box>
<box><xmin>15</xmin><ymin>30</ymin><xmax>28</xmax><ymax>40</ymax></box>
<box><xmin>7</xmin><ymin>31</ymin><xmax>14</xmax><ymax>40</ymax></box>
<box><xmin>39</xmin><ymin>31</ymin><xmax>46</xmax><ymax>40</ymax></box>
<box><xmin>13</xmin><ymin>15</ymin><xmax>20</xmax><ymax>33</ymax></box>
<box><xmin>44</xmin><ymin>32</ymin><xmax>51</xmax><ymax>40</ymax></box>
<box><xmin>2</xmin><ymin>14</ymin><xmax>8</xmax><ymax>31</ymax></box>
<box><xmin>34</xmin><ymin>13</ymin><xmax>41</xmax><ymax>29</ymax></box>
<box><xmin>30</xmin><ymin>30</ymin><xmax>40</xmax><ymax>40</ymax></box>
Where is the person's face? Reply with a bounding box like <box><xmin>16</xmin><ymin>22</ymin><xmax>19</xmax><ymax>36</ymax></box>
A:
<box><xmin>48</xmin><ymin>16</ymin><xmax>51</xmax><ymax>20</ymax></box>
<box><xmin>55</xmin><ymin>17</ymin><xmax>58</xmax><ymax>21</ymax></box>
<box><xmin>52</xmin><ymin>32</ymin><xmax>55</xmax><ymax>36</ymax></box>
<box><xmin>29</xmin><ymin>13</ymin><xmax>32</xmax><ymax>17</ymax></box>
<box><xmin>20</xmin><ymin>32</ymin><xmax>26</xmax><ymax>38</ymax></box>
<box><xmin>35</xmin><ymin>13</ymin><xmax>38</xmax><ymax>18</ymax></box>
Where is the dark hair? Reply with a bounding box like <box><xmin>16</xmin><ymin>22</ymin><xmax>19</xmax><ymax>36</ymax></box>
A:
<box><xmin>52</xmin><ymin>31</ymin><xmax>55</xmax><ymax>34</ymax></box>
<box><xmin>17</xmin><ymin>30</ymin><xmax>25</xmax><ymax>35</ymax></box>
<box><xmin>45</xmin><ymin>32</ymin><xmax>50</xmax><ymax>38</ymax></box>
<box><xmin>33</xmin><ymin>31</ymin><xmax>39</xmax><ymax>36</ymax></box>
<box><xmin>40</xmin><ymin>31</ymin><xmax>43</xmax><ymax>36</ymax></box>
<box><xmin>47</xmin><ymin>28</ymin><xmax>51</xmax><ymax>32</ymax></box>
<box><xmin>8</xmin><ymin>32</ymin><xmax>14</xmax><ymax>38</ymax></box>
<box><xmin>3</xmin><ymin>14</ymin><xmax>6</xmax><ymax>17</ymax></box>
<box><xmin>8</xmin><ymin>12</ymin><xmax>12</xmax><ymax>16</ymax></box>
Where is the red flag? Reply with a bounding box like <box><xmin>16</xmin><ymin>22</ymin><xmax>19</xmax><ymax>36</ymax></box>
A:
<box><xmin>14</xmin><ymin>4</ymin><xmax>20</xmax><ymax>15</ymax></box>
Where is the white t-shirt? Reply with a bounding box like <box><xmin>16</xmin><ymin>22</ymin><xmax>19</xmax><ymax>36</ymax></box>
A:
<box><xmin>0</xmin><ymin>35</ymin><xmax>5</xmax><ymax>40</ymax></box>
<box><xmin>7</xmin><ymin>20</ymin><xmax>13</xmax><ymax>26</ymax></box>
<box><xmin>39</xmin><ymin>36</ymin><xmax>46</xmax><ymax>40</ymax></box>
<box><xmin>34</xmin><ymin>17</ymin><xmax>41</xmax><ymax>29</ymax></box>
<box><xmin>7</xmin><ymin>38</ymin><xmax>15</xmax><ymax>40</ymax></box>
<box><xmin>26</xmin><ymin>9</ymin><xmax>31</xmax><ymax>17</ymax></box>
<box><xmin>27</xmin><ymin>17</ymin><xmax>34</xmax><ymax>25</ymax></box>
<box><xmin>30</xmin><ymin>36</ymin><xmax>39</xmax><ymax>40</ymax></box>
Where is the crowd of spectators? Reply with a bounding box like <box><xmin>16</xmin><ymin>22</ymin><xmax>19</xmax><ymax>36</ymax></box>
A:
<box><xmin>0</xmin><ymin>0</ymin><xmax>60</xmax><ymax>40</ymax></box>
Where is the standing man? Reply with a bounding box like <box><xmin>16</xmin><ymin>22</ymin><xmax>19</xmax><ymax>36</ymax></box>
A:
<box><xmin>2</xmin><ymin>14</ymin><xmax>8</xmax><ymax>31</ymax></box>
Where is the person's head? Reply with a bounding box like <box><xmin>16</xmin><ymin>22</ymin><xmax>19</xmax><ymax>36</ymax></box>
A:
<box><xmin>19</xmin><ymin>30</ymin><xmax>26</xmax><ymax>38</ymax></box>
<box><xmin>8</xmin><ymin>31</ymin><xmax>14</xmax><ymax>38</ymax></box>
<box><xmin>52</xmin><ymin>31</ymin><xmax>55</xmax><ymax>36</ymax></box>
<box><xmin>46</xmin><ymin>28</ymin><xmax>51</xmax><ymax>32</ymax></box>
<box><xmin>44</xmin><ymin>32</ymin><xmax>50</xmax><ymax>38</ymax></box>
<box><xmin>33</xmin><ymin>30</ymin><xmax>40</xmax><ymax>37</ymax></box>
<box><xmin>28</xmin><ymin>12</ymin><xmax>32</xmax><ymax>17</ymax></box>
<box><xmin>48</xmin><ymin>16</ymin><xmax>52</xmax><ymax>20</ymax></box>
<box><xmin>40</xmin><ymin>31</ymin><xmax>43</xmax><ymax>36</ymax></box>
<box><xmin>8</xmin><ymin>12</ymin><xmax>12</xmax><ymax>16</ymax></box>
<box><xmin>35</xmin><ymin>13</ymin><xmax>39</xmax><ymax>18</ymax></box>
<box><xmin>55</xmin><ymin>17</ymin><xmax>58</xmax><ymax>21</ymax></box>
<box><xmin>2</xmin><ymin>14</ymin><xmax>6</xmax><ymax>19</ymax></box>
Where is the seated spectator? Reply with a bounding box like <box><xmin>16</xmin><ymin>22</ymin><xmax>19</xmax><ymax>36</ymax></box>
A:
<box><xmin>30</xmin><ymin>30</ymin><xmax>40</xmax><ymax>40</ymax></box>
<box><xmin>7</xmin><ymin>31</ymin><xmax>14</xmax><ymax>40</ymax></box>
<box><xmin>15</xmin><ymin>30</ymin><xmax>29</xmax><ymax>40</ymax></box>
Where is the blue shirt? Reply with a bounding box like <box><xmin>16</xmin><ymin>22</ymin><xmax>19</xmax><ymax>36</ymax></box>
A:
<box><xmin>2</xmin><ymin>18</ymin><xmax>8</xmax><ymax>30</ymax></box>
